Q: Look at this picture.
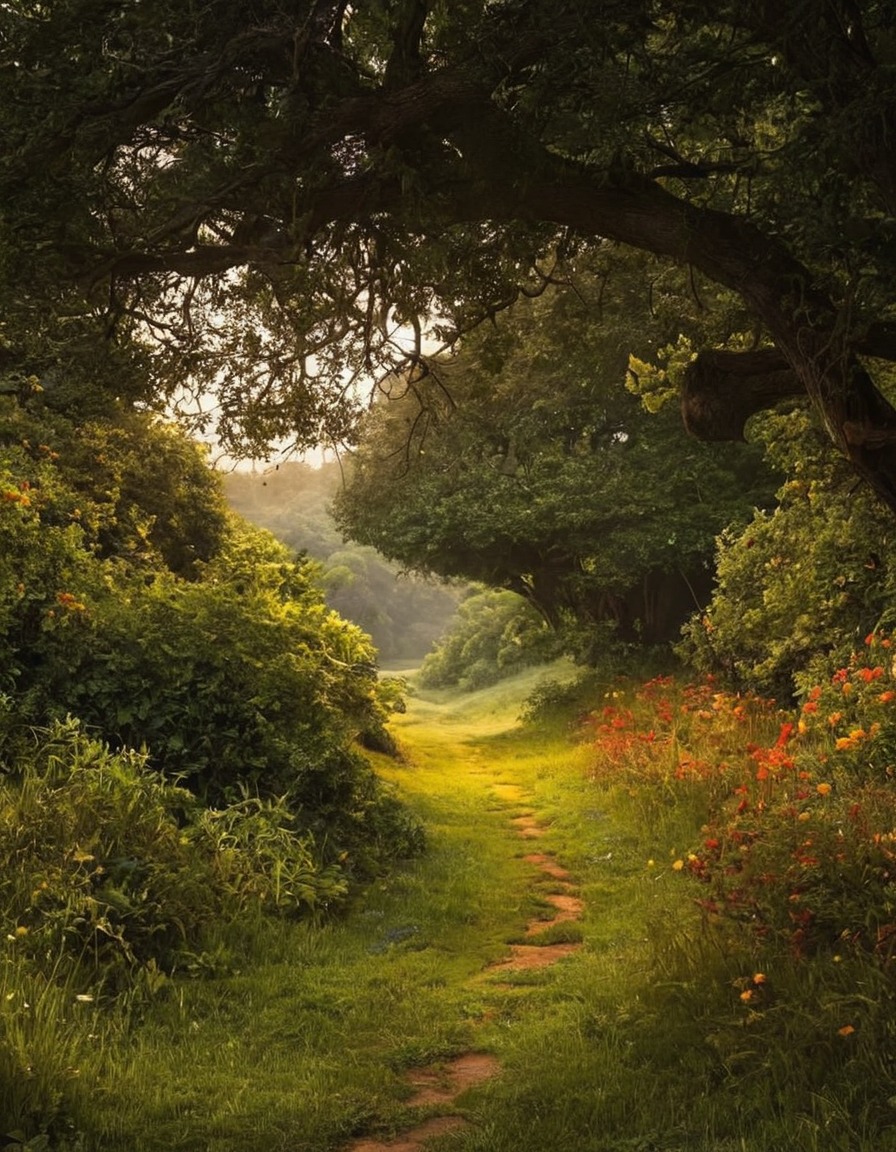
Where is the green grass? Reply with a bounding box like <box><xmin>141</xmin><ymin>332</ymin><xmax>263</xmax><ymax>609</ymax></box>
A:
<box><xmin>57</xmin><ymin>662</ymin><xmax>896</xmax><ymax>1151</ymax></box>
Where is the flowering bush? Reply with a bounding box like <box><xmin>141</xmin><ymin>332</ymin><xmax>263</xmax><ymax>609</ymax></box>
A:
<box><xmin>588</xmin><ymin>656</ymin><xmax>896</xmax><ymax>964</ymax></box>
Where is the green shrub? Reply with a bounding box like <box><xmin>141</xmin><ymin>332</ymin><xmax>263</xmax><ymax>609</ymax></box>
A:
<box><xmin>420</xmin><ymin>589</ymin><xmax>560</xmax><ymax>690</ymax></box>
<box><xmin>0</xmin><ymin>720</ymin><xmax>358</xmax><ymax>979</ymax></box>
<box><xmin>681</xmin><ymin>407</ymin><xmax>896</xmax><ymax>697</ymax></box>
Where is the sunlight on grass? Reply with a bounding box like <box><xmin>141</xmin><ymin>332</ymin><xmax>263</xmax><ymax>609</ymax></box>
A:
<box><xmin>64</xmin><ymin>661</ymin><xmax>896</xmax><ymax>1151</ymax></box>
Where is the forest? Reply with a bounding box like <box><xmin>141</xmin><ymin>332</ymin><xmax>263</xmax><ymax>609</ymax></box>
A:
<box><xmin>3</xmin><ymin>1</ymin><xmax>896</xmax><ymax>1148</ymax></box>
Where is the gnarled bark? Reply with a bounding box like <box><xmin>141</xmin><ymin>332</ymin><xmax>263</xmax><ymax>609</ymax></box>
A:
<box><xmin>680</xmin><ymin>349</ymin><xmax>802</xmax><ymax>441</ymax></box>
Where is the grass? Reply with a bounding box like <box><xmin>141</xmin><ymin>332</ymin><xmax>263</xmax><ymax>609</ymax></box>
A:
<box><xmin>25</xmin><ymin>659</ymin><xmax>896</xmax><ymax>1150</ymax></box>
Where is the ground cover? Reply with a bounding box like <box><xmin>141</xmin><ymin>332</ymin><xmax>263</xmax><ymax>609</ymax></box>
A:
<box><xmin>19</xmin><ymin>656</ymin><xmax>896</xmax><ymax>1150</ymax></box>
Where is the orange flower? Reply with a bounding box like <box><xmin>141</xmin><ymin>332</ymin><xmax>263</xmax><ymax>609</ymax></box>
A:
<box><xmin>835</xmin><ymin>737</ymin><xmax>854</xmax><ymax>751</ymax></box>
<box><xmin>879</xmin><ymin>691</ymin><xmax>896</xmax><ymax>704</ymax></box>
<box><xmin>739</xmin><ymin>989</ymin><xmax>754</xmax><ymax>1003</ymax></box>
<box><xmin>816</xmin><ymin>783</ymin><xmax>832</xmax><ymax>796</ymax></box>
<box><xmin>838</xmin><ymin>1024</ymin><xmax>856</xmax><ymax>1037</ymax></box>
<box><xmin>828</xmin><ymin>712</ymin><xmax>843</xmax><ymax>727</ymax></box>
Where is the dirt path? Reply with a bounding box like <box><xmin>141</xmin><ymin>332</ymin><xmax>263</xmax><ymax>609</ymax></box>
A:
<box><xmin>344</xmin><ymin>780</ymin><xmax>584</xmax><ymax>1152</ymax></box>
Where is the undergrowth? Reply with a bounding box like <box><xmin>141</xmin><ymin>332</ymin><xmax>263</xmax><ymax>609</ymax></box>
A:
<box><xmin>8</xmin><ymin>655</ymin><xmax>896</xmax><ymax>1149</ymax></box>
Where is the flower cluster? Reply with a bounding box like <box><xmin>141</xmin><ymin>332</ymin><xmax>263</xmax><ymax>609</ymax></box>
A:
<box><xmin>589</xmin><ymin>651</ymin><xmax>896</xmax><ymax>965</ymax></box>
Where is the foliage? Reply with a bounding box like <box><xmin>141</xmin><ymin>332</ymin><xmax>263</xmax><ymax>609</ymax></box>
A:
<box><xmin>682</xmin><ymin>405</ymin><xmax>896</xmax><ymax>697</ymax></box>
<box><xmin>0</xmin><ymin>719</ymin><xmax>357</xmax><ymax>1144</ymax></box>
<box><xmin>335</xmin><ymin>270</ymin><xmax>774</xmax><ymax>655</ymax></box>
<box><xmin>585</xmin><ymin>661</ymin><xmax>896</xmax><ymax>1036</ymax></box>
<box><xmin>1</xmin><ymin>1</ymin><xmax>896</xmax><ymax>507</ymax></box>
<box><xmin>419</xmin><ymin>589</ymin><xmax>562</xmax><ymax>690</ymax></box>
<box><xmin>224</xmin><ymin>460</ymin><xmax>461</xmax><ymax>662</ymax></box>
<box><xmin>0</xmin><ymin>401</ymin><xmax>407</xmax><ymax>822</ymax></box>
<box><xmin>0</xmin><ymin>401</ymin><xmax>427</xmax><ymax>1145</ymax></box>
<box><xmin>0</xmin><ymin>391</ymin><xmax>230</xmax><ymax>579</ymax></box>
<box><xmin>1</xmin><ymin>721</ymin><xmax>350</xmax><ymax>980</ymax></box>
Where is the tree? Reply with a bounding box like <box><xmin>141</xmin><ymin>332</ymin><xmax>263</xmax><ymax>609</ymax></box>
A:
<box><xmin>334</xmin><ymin>265</ymin><xmax>775</xmax><ymax>651</ymax></box>
<box><xmin>2</xmin><ymin>2</ymin><xmax>896</xmax><ymax>507</ymax></box>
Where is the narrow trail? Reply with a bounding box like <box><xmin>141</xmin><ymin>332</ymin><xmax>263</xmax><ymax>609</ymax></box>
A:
<box><xmin>345</xmin><ymin>751</ymin><xmax>586</xmax><ymax>1152</ymax></box>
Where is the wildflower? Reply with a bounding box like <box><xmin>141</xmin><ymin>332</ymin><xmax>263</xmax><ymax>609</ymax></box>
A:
<box><xmin>835</xmin><ymin>737</ymin><xmax>854</xmax><ymax>751</ymax></box>
<box><xmin>838</xmin><ymin>1024</ymin><xmax>856</xmax><ymax>1037</ymax></box>
<box><xmin>671</xmin><ymin>859</ymin><xmax>685</xmax><ymax>871</ymax></box>
<box><xmin>879</xmin><ymin>691</ymin><xmax>896</xmax><ymax>704</ymax></box>
<box><xmin>752</xmin><ymin>973</ymin><xmax>767</xmax><ymax>985</ymax></box>
<box><xmin>816</xmin><ymin>783</ymin><xmax>832</xmax><ymax>796</ymax></box>
<box><xmin>802</xmin><ymin>701</ymin><xmax>818</xmax><ymax>714</ymax></box>
<box><xmin>739</xmin><ymin>989</ymin><xmax>754</xmax><ymax>1003</ymax></box>
<box><xmin>14</xmin><ymin>926</ymin><xmax>27</xmax><ymax>937</ymax></box>
<box><xmin>842</xmin><ymin>682</ymin><xmax>854</xmax><ymax>696</ymax></box>
<box><xmin>849</xmin><ymin>728</ymin><xmax>867</xmax><ymax>742</ymax></box>
<box><xmin>828</xmin><ymin>712</ymin><xmax>843</xmax><ymax>727</ymax></box>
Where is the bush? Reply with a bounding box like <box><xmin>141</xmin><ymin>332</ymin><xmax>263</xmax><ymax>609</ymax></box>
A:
<box><xmin>0</xmin><ymin>720</ymin><xmax>354</xmax><ymax>981</ymax></box>
<box><xmin>681</xmin><ymin>406</ymin><xmax>896</xmax><ymax>697</ymax></box>
<box><xmin>419</xmin><ymin>589</ymin><xmax>561</xmax><ymax>690</ymax></box>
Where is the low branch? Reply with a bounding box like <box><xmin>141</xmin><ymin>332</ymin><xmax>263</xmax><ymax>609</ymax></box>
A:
<box><xmin>681</xmin><ymin>348</ymin><xmax>803</xmax><ymax>441</ymax></box>
<box><xmin>681</xmin><ymin>322</ymin><xmax>896</xmax><ymax>442</ymax></box>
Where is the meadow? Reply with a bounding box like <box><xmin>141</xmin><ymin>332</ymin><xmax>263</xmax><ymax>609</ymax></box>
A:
<box><xmin>6</xmin><ymin>654</ymin><xmax>896</xmax><ymax>1150</ymax></box>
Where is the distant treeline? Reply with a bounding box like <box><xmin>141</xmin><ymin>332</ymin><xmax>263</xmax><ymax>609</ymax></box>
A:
<box><xmin>223</xmin><ymin>460</ymin><xmax>461</xmax><ymax>665</ymax></box>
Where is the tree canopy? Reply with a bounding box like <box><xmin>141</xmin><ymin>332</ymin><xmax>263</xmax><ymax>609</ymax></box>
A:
<box><xmin>334</xmin><ymin>261</ymin><xmax>775</xmax><ymax>650</ymax></box>
<box><xmin>3</xmin><ymin>1</ymin><xmax>896</xmax><ymax>506</ymax></box>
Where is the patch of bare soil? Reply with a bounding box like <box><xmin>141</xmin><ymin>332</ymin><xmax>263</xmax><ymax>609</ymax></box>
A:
<box><xmin>487</xmin><ymin>941</ymin><xmax>581</xmax><ymax>971</ymax></box>
<box><xmin>510</xmin><ymin>813</ymin><xmax>546</xmax><ymax>838</ymax></box>
<box><xmin>521</xmin><ymin>852</ymin><xmax>572</xmax><ymax>881</ymax></box>
<box><xmin>406</xmin><ymin>1053</ymin><xmax>503</xmax><ymax>1107</ymax></box>
<box><xmin>348</xmin><ymin>1115</ymin><xmax>468</xmax><ymax>1152</ymax></box>
<box><xmin>525</xmin><ymin>892</ymin><xmax>584</xmax><ymax>936</ymax></box>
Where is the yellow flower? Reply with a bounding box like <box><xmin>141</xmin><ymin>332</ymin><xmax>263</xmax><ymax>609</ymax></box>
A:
<box><xmin>816</xmin><ymin>782</ymin><xmax>832</xmax><ymax>796</ymax></box>
<box><xmin>14</xmin><ymin>926</ymin><xmax>28</xmax><ymax>937</ymax></box>
<box><xmin>835</xmin><ymin>737</ymin><xmax>854</xmax><ymax>751</ymax></box>
<box><xmin>671</xmin><ymin>859</ymin><xmax>685</xmax><ymax>871</ymax></box>
<box><xmin>798</xmin><ymin>811</ymin><xmax>811</xmax><ymax>822</ymax></box>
